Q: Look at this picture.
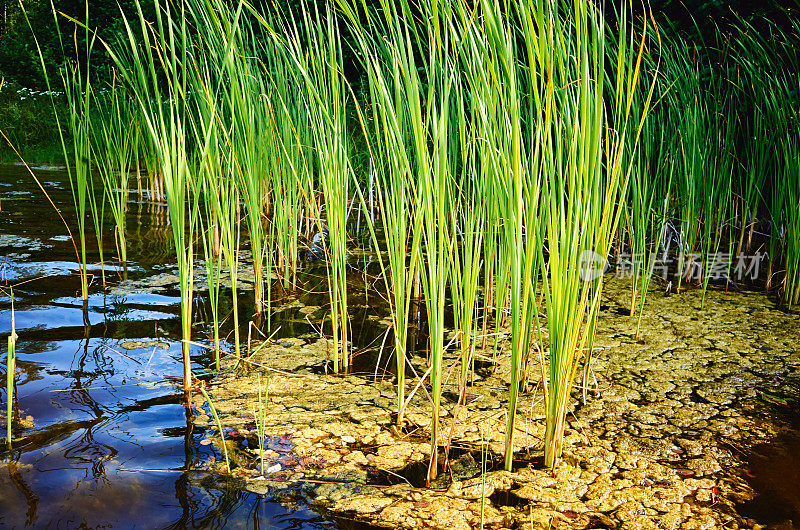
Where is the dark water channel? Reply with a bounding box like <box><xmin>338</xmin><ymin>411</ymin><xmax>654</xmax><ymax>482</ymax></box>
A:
<box><xmin>738</xmin><ymin>403</ymin><xmax>800</xmax><ymax>528</ymax></box>
<box><xmin>0</xmin><ymin>165</ymin><xmax>361</xmax><ymax>529</ymax></box>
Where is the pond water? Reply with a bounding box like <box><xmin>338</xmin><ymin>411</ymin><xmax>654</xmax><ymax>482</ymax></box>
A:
<box><xmin>0</xmin><ymin>165</ymin><xmax>363</xmax><ymax>528</ymax></box>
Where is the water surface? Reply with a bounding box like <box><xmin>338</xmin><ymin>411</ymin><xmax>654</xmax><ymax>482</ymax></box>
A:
<box><xmin>0</xmin><ymin>164</ymin><xmax>349</xmax><ymax>529</ymax></box>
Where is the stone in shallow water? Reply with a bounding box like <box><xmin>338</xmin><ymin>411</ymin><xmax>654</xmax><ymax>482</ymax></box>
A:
<box><xmin>120</xmin><ymin>340</ymin><xmax>170</xmax><ymax>350</ymax></box>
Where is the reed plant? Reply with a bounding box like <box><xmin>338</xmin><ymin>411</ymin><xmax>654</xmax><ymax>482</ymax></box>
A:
<box><xmin>192</xmin><ymin>0</ymin><xmax>270</xmax><ymax>331</ymax></box>
<box><xmin>279</xmin><ymin>0</ymin><xmax>352</xmax><ymax>370</ymax></box>
<box><xmin>778</xmin><ymin>18</ymin><xmax>800</xmax><ymax>305</ymax></box>
<box><xmin>251</xmin><ymin>374</ymin><xmax>270</xmax><ymax>474</ymax></box>
<box><xmin>216</xmin><ymin>172</ymin><xmax>243</xmax><ymax>359</ymax></box>
<box><xmin>230</xmin><ymin>55</ymin><xmax>271</xmax><ymax>317</ymax></box>
<box><xmin>266</xmin><ymin>53</ymin><xmax>312</xmax><ymax>292</ymax></box>
<box><xmin>614</xmin><ymin>19</ymin><xmax>671</xmax><ymax>326</ymax></box>
<box><xmin>19</xmin><ymin>0</ymin><xmax>800</xmax><ymax>483</ymax></box>
<box><xmin>25</xmin><ymin>4</ymin><xmax>99</xmax><ymax>300</ymax></box>
<box><xmin>196</xmin><ymin>136</ymin><xmax>225</xmax><ymax>367</ymax></box>
<box><xmin>447</xmin><ymin>128</ymin><xmax>484</xmax><ymax>398</ymax></box>
<box><xmin>198</xmin><ymin>207</ymin><xmax>224</xmax><ymax>367</ymax></box>
<box><xmin>338</xmin><ymin>0</ymin><xmax>422</xmax><ymax>419</ymax></box>
<box><xmin>104</xmin><ymin>0</ymin><xmax>209</xmax><ymax>389</ymax></box>
<box><xmin>783</xmin><ymin>134</ymin><xmax>800</xmax><ymax>305</ymax></box>
<box><xmin>452</xmin><ymin>0</ymin><xmax>542</xmax><ymax>471</ymax></box>
<box><xmin>200</xmin><ymin>387</ymin><xmax>230</xmax><ymax>472</ymax></box>
<box><xmin>92</xmin><ymin>80</ymin><xmax>135</xmax><ymax>268</ymax></box>
<box><xmin>398</xmin><ymin>3</ymin><xmax>457</xmax><ymax>482</ymax></box>
<box><xmin>344</xmin><ymin>0</ymin><xmax>458</xmax><ymax>479</ymax></box>
<box><xmin>534</xmin><ymin>0</ymin><xmax>651</xmax><ymax>468</ymax></box>
<box><xmin>5</xmin><ymin>287</ymin><xmax>16</xmax><ymax>445</ymax></box>
<box><xmin>698</xmin><ymin>100</ymin><xmax>734</xmax><ymax>304</ymax></box>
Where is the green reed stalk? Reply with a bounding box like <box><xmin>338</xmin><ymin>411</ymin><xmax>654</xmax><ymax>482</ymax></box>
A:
<box><xmin>534</xmin><ymin>0</ymin><xmax>650</xmax><ymax>468</ymax></box>
<box><xmin>613</xmin><ymin>18</ymin><xmax>670</xmax><ymax>326</ymax></box>
<box><xmin>398</xmin><ymin>1</ymin><xmax>456</xmax><ymax>482</ymax></box>
<box><xmin>218</xmin><ymin>173</ymin><xmax>242</xmax><ymax>359</ymax></box>
<box><xmin>200</xmin><ymin>387</ymin><xmax>230</xmax><ymax>472</ymax></box>
<box><xmin>447</xmin><ymin>123</ymin><xmax>484</xmax><ymax>398</ymax></box>
<box><xmin>25</xmin><ymin>4</ymin><xmax>99</xmax><ymax>300</ymax></box>
<box><xmin>60</xmin><ymin>63</ymin><xmax>94</xmax><ymax>299</ymax></box>
<box><xmin>653</xmin><ymin>25</ymin><xmax>735</xmax><ymax>296</ymax></box>
<box><xmin>647</xmin><ymin>34</ymin><xmax>703</xmax><ymax>291</ymax></box>
<box><xmin>731</xmin><ymin>14</ymin><xmax>793</xmax><ymax>287</ymax></box>
<box><xmin>6</xmin><ymin>287</ymin><xmax>16</xmax><ymax>445</ymax></box>
<box><xmin>783</xmin><ymin>134</ymin><xmax>800</xmax><ymax>305</ymax></box>
<box><xmin>231</xmin><ymin>60</ymin><xmax>270</xmax><ymax>317</ymax></box>
<box><xmin>251</xmin><ymin>374</ymin><xmax>269</xmax><ymax>474</ymax></box>
<box><xmin>264</xmin><ymin>47</ymin><xmax>312</xmax><ymax>292</ymax></box>
<box><xmin>199</xmin><ymin>211</ymin><xmax>223</xmax><ymax>367</ymax></box>
<box><xmin>699</xmin><ymin>100</ymin><xmax>735</xmax><ymax>305</ymax></box>
<box><xmin>345</xmin><ymin>0</ymin><xmax>457</xmax><ymax>480</ymax></box>
<box><xmin>735</xmin><ymin>108</ymin><xmax>770</xmax><ymax>259</ymax></box>
<box><xmin>197</xmin><ymin>135</ymin><xmax>225</xmax><ymax>367</ymax></box>
<box><xmin>92</xmin><ymin>81</ymin><xmax>134</xmax><ymax>267</ymax></box>
<box><xmin>194</xmin><ymin>0</ymin><xmax>271</xmax><ymax>323</ymax></box>
<box><xmin>452</xmin><ymin>0</ymin><xmax>541</xmax><ymax>470</ymax></box>
<box><xmin>753</xmin><ymin>19</ymin><xmax>800</xmax><ymax>303</ymax></box>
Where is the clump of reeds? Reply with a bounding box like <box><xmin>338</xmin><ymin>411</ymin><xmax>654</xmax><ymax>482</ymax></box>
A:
<box><xmin>20</xmin><ymin>0</ymin><xmax>800</xmax><ymax>482</ymax></box>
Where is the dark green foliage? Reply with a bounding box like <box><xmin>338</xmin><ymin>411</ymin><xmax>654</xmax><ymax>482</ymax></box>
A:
<box><xmin>0</xmin><ymin>81</ymin><xmax>64</xmax><ymax>161</ymax></box>
<box><xmin>0</xmin><ymin>0</ymin><xmax>156</xmax><ymax>87</ymax></box>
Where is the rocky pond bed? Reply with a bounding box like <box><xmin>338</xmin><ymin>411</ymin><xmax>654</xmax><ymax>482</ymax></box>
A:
<box><xmin>186</xmin><ymin>280</ymin><xmax>800</xmax><ymax>529</ymax></box>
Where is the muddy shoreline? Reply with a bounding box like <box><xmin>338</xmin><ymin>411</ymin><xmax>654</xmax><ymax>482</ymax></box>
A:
<box><xmin>191</xmin><ymin>280</ymin><xmax>799</xmax><ymax>529</ymax></box>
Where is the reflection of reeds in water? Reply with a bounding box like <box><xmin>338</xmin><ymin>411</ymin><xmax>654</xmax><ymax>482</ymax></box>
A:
<box><xmin>128</xmin><ymin>200</ymin><xmax>172</xmax><ymax>264</ymax></box>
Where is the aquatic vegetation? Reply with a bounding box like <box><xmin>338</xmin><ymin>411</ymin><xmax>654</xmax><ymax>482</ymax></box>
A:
<box><xmin>339</xmin><ymin>0</ymin><xmax>422</xmax><ymax>423</ymax></box>
<box><xmin>5</xmin><ymin>287</ymin><xmax>16</xmax><ymax>445</ymax></box>
<box><xmin>200</xmin><ymin>387</ymin><xmax>230</xmax><ymax>473</ymax></box>
<box><xmin>279</xmin><ymin>0</ymin><xmax>352</xmax><ymax>370</ymax></box>
<box><xmin>783</xmin><ymin>135</ymin><xmax>800</xmax><ymax>305</ymax></box>
<box><xmin>25</xmin><ymin>4</ymin><xmax>99</xmax><ymax>300</ymax></box>
<box><xmin>251</xmin><ymin>375</ymin><xmax>270</xmax><ymax>475</ymax></box>
<box><xmin>198</xmin><ymin>160</ymin><xmax>225</xmax><ymax>368</ymax></box>
<box><xmin>91</xmin><ymin>80</ymin><xmax>135</xmax><ymax>269</ymax></box>
<box><xmin>533</xmin><ymin>0</ymin><xmax>651</xmax><ymax>468</ymax></box>
<box><xmin>104</xmin><ymin>0</ymin><xmax>208</xmax><ymax>389</ymax></box>
<box><xmin>9</xmin><ymin>0</ymin><xmax>800</xmax><ymax>489</ymax></box>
